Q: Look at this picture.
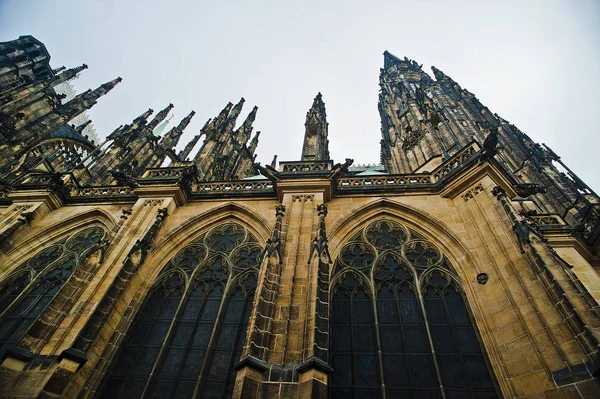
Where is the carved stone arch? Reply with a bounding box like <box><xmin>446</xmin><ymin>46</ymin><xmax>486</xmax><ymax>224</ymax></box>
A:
<box><xmin>0</xmin><ymin>207</ymin><xmax>116</xmax><ymax>275</ymax></box>
<box><xmin>329</xmin><ymin>199</ymin><xmax>472</xmax><ymax>281</ymax></box>
<box><xmin>151</xmin><ymin>264</ymin><xmax>191</xmax><ymax>293</ymax></box>
<box><xmin>0</xmin><ymin>223</ymin><xmax>108</xmax><ymax>357</ymax></box>
<box><xmin>94</xmin><ymin>216</ymin><xmax>264</xmax><ymax>399</ymax></box>
<box><xmin>152</xmin><ymin>202</ymin><xmax>271</xmax><ymax>253</ymax></box>
<box><xmin>327</xmin><ymin>198</ymin><xmax>508</xmax><ymax>397</ymax></box>
<box><xmin>371</xmin><ymin>250</ymin><xmax>417</xmax><ymax>283</ymax></box>
<box><xmin>143</xmin><ymin>203</ymin><xmax>271</xmax><ymax>288</ymax></box>
<box><xmin>328</xmin><ymin>198</ymin><xmax>482</xmax><ymax>313</ymax></box>
<box><xmin>329</xmin><ymin>269</ymin><xmax>372</xmax><ymax>298</ymax></box>
<box><xmin>418</xmin><ymin>264</ymin><xmax>464</xmax><ymax>289</ymax></box>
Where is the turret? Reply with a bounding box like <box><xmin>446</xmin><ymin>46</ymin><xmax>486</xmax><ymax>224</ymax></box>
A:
<box><xmin>301</xmin><ymin>92</ymin><xmax>330</xmax><ymax>161</ymax></box>
<box><xmin>160</xmin><ymin>110</ymin><xmax>196</xmax><ymax>150</ymax></box>
<box><xmin>54</xmin><ymin>64</ymin><xmax>88</xmax><ymax>84</ymax></box>
<box><xmin>178</xmin><ymin>134</ymin><xmax>201</xmax><ymax>162</ymax></box>
<box><xmin>248</xmin><ymin>131</ymin><xmax>260</xmax><ymax>155</ymax></box>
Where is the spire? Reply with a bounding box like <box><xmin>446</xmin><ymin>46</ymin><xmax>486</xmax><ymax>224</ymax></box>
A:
<box><xmin>236</xmin><ymin>105</ymin><xmax>258</xmax><ymax>144</ymax></box>
<box><xmin>107</xmin><ymin>124</ymin><xmax>124</xmax><ymax>140</ymax></box>
<box><xmin>248</xmin><ymin>131</ymin><xmax>260</xmax><ymax>154</ymax></box>
<box><xmin>75</xmin><ymin>120</ymin><xmax>92</xmax><ymax>134</ymax></box>
<box><xmin>61</xmin><ymin>77</ymin><xmax>121</xmax><ymax>117</ymax></box>
<box><xmin>431</xmin><ymin>66</ymin><xmax>445</xmax><ymax>81</ymax></box>
<box><xmin>226</xmin><ymin>98</ymin><xmax>245</xmax><ymax>130</ymax></box>
<box><xmin>160</xmin><ymin>110</ymin><xmax>196</xmax><ymax>149</ymax></box>
<box><xmin>133</xmin><ymin>108</ymin><xmax>154</xmax><ymax>124</ymax></box>
<box><xmin>213</xmin><ymin>102</ymin><xmax>233</xmax><ymax>131</ymax></box>
<box><xmin>176</xmin><ymin>110</ymin><xmax>196</xmax><ymax>132</ymax></box>
<box><xmin>178</xmin><ymin>134</ymin><xmax>201</xmax><ymax>161</ymax></box>
<box><xmin>52</xmin><ymin>66</ymin><xmax>66</xmax><ymax>74</ymax></box>
<box><xmin>383</xmin><ymin>50</ymin><xmax>402</xmax><ymax>69</ymax></box>
<box><xmin>301</xmin><ymin>92</ymin><xmax>330</xmax><ymax>161</ymax></box>
<box><xmin>147</xmin><ymin>103</ymin><xmax>174</xmax><ymax>130</ymax></box>
<box><xmin>242</xmin><ymin>105</ymin><xmax>258</xmax><ymax>132</ymax></box>
<box><xmin>270</xmin><ymin>154</ymin><xmax>278</xmax><ymax>168</ymax></box>
<box><xmin>56</xmin><ymin>63</ymin><xmax>88</xmax><ymax>82</ymax></box>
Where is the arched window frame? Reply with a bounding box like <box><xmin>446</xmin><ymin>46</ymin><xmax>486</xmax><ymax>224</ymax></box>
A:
<box><xmin>329</xmin><ymin>219</ymin><xmax>499</xmax><ymax>398</ymax></box>
<box><xmin>99</xmin><ymin>222</ymin><xmax>263</xmax><ymax>399</ymax></box>
<box><xmin>0</xmin><ymin>225</ymin><xmax>106</xmax><ymax>358</ymax></box>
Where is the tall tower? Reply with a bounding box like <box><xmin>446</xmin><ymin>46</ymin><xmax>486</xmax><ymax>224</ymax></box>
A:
<box><xmin>301</xmin><ymin>92</ymin><xmax>329</xmax><ymax>161</ymax></box>
<box><xmin>378</xmin><ymin>50</ymin><xmax>596</xmax><ymax>228</ymax></box>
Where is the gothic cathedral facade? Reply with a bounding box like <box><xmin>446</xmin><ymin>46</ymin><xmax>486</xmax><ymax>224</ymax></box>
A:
<box><xmin>0</xmin><ymin>37</ymin><xmax>599</xmax><ymax>398</ymax></box>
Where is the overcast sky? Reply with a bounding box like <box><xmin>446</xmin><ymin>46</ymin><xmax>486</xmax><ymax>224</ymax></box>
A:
<box><xmin>1</xmin><ymin>0</ymin><xmax>599</xmax><ymax>190</ymax></box>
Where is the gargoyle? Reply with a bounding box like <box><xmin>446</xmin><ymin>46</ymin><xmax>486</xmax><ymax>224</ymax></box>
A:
<box><xmin>328</xmin><ymin>158</ymin><xmax>354</xmax><ymax>179</ymax></box>
<box><xmin>479</xmin><ymin>127</ymin><xmax>499</xmax><ymax>163</ymax></box>
<box><xmin>515</xmin><ymin>183</ymin><xmax>546</xmax><ymax>197</ymax></box>
<box><xmin>108</xmin><ymin>170</ymin><xmax>139</xmax><ymax>188</ymax></box>
<box><xmin>253</xmin><ymin>162</ymin><xmax>280</xmax><ymax>182</ymax></box>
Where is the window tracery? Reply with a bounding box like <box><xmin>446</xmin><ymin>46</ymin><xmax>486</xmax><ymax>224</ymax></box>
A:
<box><xmin>100</xmin><ymin>222</ymin><xmax>262</xmax><ymax>399</ymax></box>
<box><xmin>330</xmin><ymin>219</ymin><xmax>497</xmax><ymax>398</ymax></box>
<box><xmin>0</xmin><ymin>226</ymin><xmax>106</xmax><ymax>358</ymax></box>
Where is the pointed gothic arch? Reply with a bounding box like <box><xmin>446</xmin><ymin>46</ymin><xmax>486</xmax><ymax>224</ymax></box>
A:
<box><xmin>329</xmin><ymin>215</ymin><xmax>502</xmax><ymax>398</ymax></box>
<box><xmin>0</xmin><ymin>207</ymin><xmax>117</xmax><ymax>277</ymax></box>
<box><xmin>97</xmin><ymin>220</ymin><xmax>264</xmax><ymax>399</ymax></box>
<box><xmin>0</xmin><ymin>225</ymin><xmax>107</xmax><ymax>359</ymax></box>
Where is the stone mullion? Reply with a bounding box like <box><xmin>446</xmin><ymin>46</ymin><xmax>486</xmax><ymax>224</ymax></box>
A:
<box><xmin>140</xmin><ymin>278</ymin><xmax>192</xmax><ymax>398</ymax></box>
<box><xmin>368</xmin><ymin>269</ymin><xmax>388</xmax><ymax>398</ymax></box>
<box><xmin>194</xmin><ymin>278</ymin><xmax>236</xmax><ymax>395</ymax></box>
<box><xmin>413</xmin><ymin>271</ymin><xmax>447</xmax><ymax>398</ymax></box>
<box><xmin>461</xmin><ymin>190</ymin><xmax>540</xmax><ymax>397</ymax></box>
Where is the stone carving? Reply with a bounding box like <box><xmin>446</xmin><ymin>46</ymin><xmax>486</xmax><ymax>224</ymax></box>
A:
<box><xmin>291</xmin><ymin>194</ymin><xmax>314</xmax><ymax>202</ymax></box>
<box><xmin>462</xmin><ymin>184</ymin><xmax>485</xmax><ymax>202</ymax></box>
<box><xmin>477</xmin><ymin>273</ymin><xmax>489</xmax><ymax>285</ymax></box>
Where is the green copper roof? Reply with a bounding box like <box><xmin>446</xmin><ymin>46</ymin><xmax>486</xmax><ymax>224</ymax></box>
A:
<box><xmin>152</xmin><ymin>114</ymin><xmax>173</xmax><ymax>137</ymax></box>
<box><xmin>243</xmin><ymin>173</ymin><xmax>268</xmax><ymax>180</ymax></box>
<box><xmin>356</xmin><ymin>167</ymin><xmax>387</xmax><ymax>176</ymax></box>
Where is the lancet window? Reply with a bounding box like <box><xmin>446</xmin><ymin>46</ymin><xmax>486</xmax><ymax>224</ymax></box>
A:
<box><xmin>99</xmin><ymin>222</ymin><xmax>262</xmax><ymax>399</ymax></box>
<box><xmin>0</xmin><ymin>226</ymin><xmax>106</xmax><ymax>358</ymax></box>
<box><xmin>330</xmin><ymin>220</ymin><xmax>498</xmax><ymax>398</ymax></box>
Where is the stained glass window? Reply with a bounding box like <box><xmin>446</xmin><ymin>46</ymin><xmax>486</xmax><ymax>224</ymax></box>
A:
<box><xmin>0</xmin><ymin>226</ymin><xmax>105</xmax><ymax>359</ymax></box>
<box><xmin>99</xmin><ymin>223</ymin><xmax>262</xmax><ymax>399</ymax></box>
<box><xmin>330</xmin><ymin>220</ymin><xmax>498</xmax><ymax>398</ymax></box>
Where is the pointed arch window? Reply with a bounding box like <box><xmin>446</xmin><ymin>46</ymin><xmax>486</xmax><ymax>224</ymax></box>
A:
<box><xmin>0</xmin><ymin>226</ymin><xmax>106</xmax><ymax>359</ymax></box>
<box><xmin>330</xmin><ymin>220</ymin><xmax>498</xmax><ymax>398</ymax></box>
<box><xmin>99</xmin><ymin>223</ymin><xmax>262</xmax><ymax>399</ymax></box>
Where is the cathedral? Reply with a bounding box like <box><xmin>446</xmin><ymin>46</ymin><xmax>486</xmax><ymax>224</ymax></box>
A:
<box><xmin>0</xmin><ymin>35</ymin><xmax>599</xmax><ymax>398</ymax></box>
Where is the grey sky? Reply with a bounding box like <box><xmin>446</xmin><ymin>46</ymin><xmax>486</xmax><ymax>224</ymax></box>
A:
<box><xmin>1</xmin><ymin>0</ymin><xmax>599</xmax><ymax>190</ymax></box>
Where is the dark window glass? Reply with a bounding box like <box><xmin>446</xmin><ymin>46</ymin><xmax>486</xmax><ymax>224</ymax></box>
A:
<box><xmin>330</xmin><ymin>275</ymin><xmax>380</xmax><ymax>396</ymax></box>
<box><xmin>0</xmin><ymin>227</ymin><xmax>104</xmax><ymax>360</ymax></box>
<box><xmin>99</xmin><ymin>223</ymin><xmax>261</xmax><ymax>399</ymax></box>
<box><xmin>330</xmin><ymin>220</ymin><xmax>498</xmax><ymax>398</ymax></box>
